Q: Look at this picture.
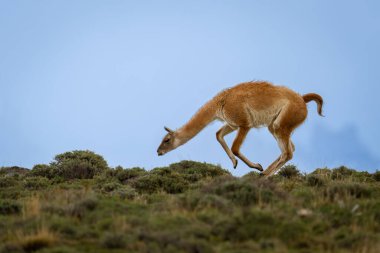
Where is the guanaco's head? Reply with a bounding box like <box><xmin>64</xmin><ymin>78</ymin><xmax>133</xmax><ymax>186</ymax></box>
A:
<box><xmin>157</xmin><ymin>127</ymin><xmax>180</xmax><ymax>156</ymax></box>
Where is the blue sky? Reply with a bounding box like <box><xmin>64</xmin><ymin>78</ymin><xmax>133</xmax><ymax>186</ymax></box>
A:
<box><xmin>1</xmin><ymin>0</ymin><xmax>379</xmax><ymax>175</ymax></box>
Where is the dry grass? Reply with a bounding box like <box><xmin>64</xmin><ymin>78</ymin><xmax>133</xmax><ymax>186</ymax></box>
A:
<box><xmin>12</xmin><ymin>226</ymin><xmax>57</xmax><ymax>252</ymax></box>
<box><xmin>22</xmin><ymin>195</ymin><xmax>41</xmax><ymax>218</ymax></box>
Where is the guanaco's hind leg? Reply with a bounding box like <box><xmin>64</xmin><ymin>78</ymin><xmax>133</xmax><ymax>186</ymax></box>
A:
<box><xmin>231</xmin><ymin>127</ymin><xmax>263</xmax><ymax>171</ymax></box>
<box><xmin>263</xmin><ymin>106</ymin><xmax>301</xmax><ymax>177</ymax></box>
<box><xmin>263</xmin><ymin>133</ymin><xmax>293</xmax><ymax>177</ymax></box>
<box><xmin>216</xmin><ymin>124</ymin><xmax>238</xmax><ymax>168</ymax></box>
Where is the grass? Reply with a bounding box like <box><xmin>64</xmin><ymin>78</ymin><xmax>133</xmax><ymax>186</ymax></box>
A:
<box><xmin>1</xmin><ymin>155</ymin><xmax>379</xmax><ymax>253</ymax></box>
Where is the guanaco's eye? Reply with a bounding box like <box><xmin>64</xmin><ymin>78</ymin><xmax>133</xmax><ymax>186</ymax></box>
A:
<box><xmin>164</xmin><ymin>138</ymin><xmax>170</xmax><ymax>143</ymax></box>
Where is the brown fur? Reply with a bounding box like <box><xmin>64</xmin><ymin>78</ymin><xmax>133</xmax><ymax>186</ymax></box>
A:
<box><xmin>157</xmin><ymin>81</ymin><xmax>324</xmax><ymax>177</ymax></box>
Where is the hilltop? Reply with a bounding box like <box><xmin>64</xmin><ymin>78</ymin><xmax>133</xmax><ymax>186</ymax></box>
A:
<box><xmin>0</xmin><ymin>151</ymin><xmax>379</xmax><ymax>253</ymax></box>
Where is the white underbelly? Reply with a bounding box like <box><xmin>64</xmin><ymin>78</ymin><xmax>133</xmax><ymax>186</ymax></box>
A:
<box><xmin>246</xmin><ymin>104</ymin><xmax>284</xmax><ymax>128</ymax></box>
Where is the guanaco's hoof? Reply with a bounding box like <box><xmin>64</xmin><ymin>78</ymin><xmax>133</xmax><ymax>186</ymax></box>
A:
<box><xmin>255</xmin><ymin>163</ymin><xmax>263</xmax><ymax>172</ymax></box>
<box><xmin>233</xmin><ymin>159</ymin><xmax>238</xmax><ymax>169</ymax></box>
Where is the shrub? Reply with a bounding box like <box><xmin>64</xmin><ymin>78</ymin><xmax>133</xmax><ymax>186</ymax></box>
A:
<box><xmin>52</xmin><ymin>150</ymin><xmax>108</xmax><ymax>179</ymax></box>
<box><xmin>30</xmin><ymin>164</ymin><xmax>56</xmax><ymax>179</ymax></box>
<box><xmin>306</xmin><ymin>174</ymin><xmax>326</xmax><ymax>187</ymax></box>
<box><xmin>0</xmin><ymin>200</ymin><xmax>21</xmax><ymax>215</ymax></box>
<box><xmin>324</xmin><ymin>182</ymin><xmax>372</xmax><ymax>200</ymax></box>
<box><xmin>111</xmin><ymin>186</ymin><xmax>138</xmax><ymax>200</ymax></box>
<box><xmin>131</xmin><ymin>174</ymin><xmax>162</xmax><ymax>194</ymax></box>
<box><xmin>50</xmin><ymin>218</ymin><xmax>77</xmax><ymax>238</ymax></box>
<box><xmin>331</xmin><ymin>166</ymin><xmax>356</xmax><ymax>180</ymax></box>
<box><xmin>23</xmin><ymin>177</ymin><xmax>50</xmax><ymax>190</ymax></box>
<box><xmin>179</xmin><ymin>192</ymin><xmax>230</xmax><ymax>212</ymax></box>
<box><xmin>207</xmin><ymin>178</ymin><xmax>279</xmax><ymax>206</ymax></box>
<box><xmin>278</xmin><ymin>220</ymin><xmax>309</xmax><ymax>248</ymax></box>
<box><xmin>132</xmin><ymin>172</ymin><xmax>189</xmax><ymax>194</ymax></box>
<box><xmin>196</xmin><ymin>194</ymin><xmax>230</xmax><ymax>211</ymax></box>
<box><xmin>101</xmin><ymin>232</ymin><xmax>126</xmax><ymax>249</ymax></box>
<box><xmin>311</xmin><ymin>168</ymin><xmax>332</xmax><ymax>177</ymax></box>
<box><xmin>372</xmin><ymin>170</ymin><xmax>380</xmax><ymax>181</ymax></box>
<box><xmin>0</xmin><ymin>166</ymin><xmax>29</xmax><ymax>176</ymax></box>
<box><xmin>212</xmin><ymin>210</ymin><xmax>277</xmax><ymax>241</ymax></box>
<box><xmin>167</xmin><ymin>160</ymin><xmax>230</xmax><ymax>182</ymax></box>
<box><xmin>102</xmin><ymin>182</ymin><xmax>121</xmax><ymax>192</ymax></box>
<box><xmin>138</xmin><ymin>230</ymin><xmax>213</xmax><ymax>253</ymax></box>
<box><xmin>0</xmin><ymin>176</ymin><xmax>18</xmax><ymax>188</ymax></box>
<box><xmin>68</xmin><ymin>196</ymin><xmax>98</xmax><ymax>219</ymax></box>
<box><xmin>278</xmin><ymin>164</ymin><xmax>300</xmax><ymax>178</ymax></box>
<box><xmin>107</xmin><ymin>166</ymin><xmax>146</xmax><ymax>183</ymax></box>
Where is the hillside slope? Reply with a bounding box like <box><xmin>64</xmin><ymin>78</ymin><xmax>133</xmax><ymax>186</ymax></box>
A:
<box><xmin>1</xmin><ymin>155</ymin><xmax>379</xmax><ymax>253</ymax></box>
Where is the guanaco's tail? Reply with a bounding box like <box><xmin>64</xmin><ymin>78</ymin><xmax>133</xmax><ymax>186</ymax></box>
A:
<box><xmin>303</xmin><ymin>93</ymin><xmax>324</xmax><ymax>116</ymax></box>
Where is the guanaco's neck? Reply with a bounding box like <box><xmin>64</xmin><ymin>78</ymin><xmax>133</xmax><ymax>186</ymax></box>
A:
<box><xmin>176</xmin><ymin>100</ymin><xmax>218</xmax><ymax>145</ymax></box>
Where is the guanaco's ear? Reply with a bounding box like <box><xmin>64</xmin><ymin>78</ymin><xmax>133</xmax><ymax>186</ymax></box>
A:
<box><xmin>164</xmin><ymin>126</ymin><xmax>174</xmax><ymax>133</ymax></box>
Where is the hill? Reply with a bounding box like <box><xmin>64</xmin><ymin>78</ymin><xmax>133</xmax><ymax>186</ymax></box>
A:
<box><xmin>0</xmin><ymin>151</ymin><xmax>379</xmax><ymax>253</ymax></box>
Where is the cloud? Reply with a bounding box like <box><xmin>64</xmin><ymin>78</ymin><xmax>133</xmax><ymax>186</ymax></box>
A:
<box><xmin>298</xmin><ymin>124</ymin><xmax>379</xmax><ymax>172</ymax></box>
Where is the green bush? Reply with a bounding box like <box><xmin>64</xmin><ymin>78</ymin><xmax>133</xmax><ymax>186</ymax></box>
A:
<box><xmin>50</xmin><ymin>217</ymin><xmax>77</xmax><ymax>238</ymax></box>
<box><xmin>207</xmin><ymin>178</ymin><xmax>279</xmax><ymax>206</ymax></box>
<box><xmin>178</xmin><ymin>192</ymin><xmax>230</xmax><ymax>212</ymax></box>
<box><xmin>110</xmin><ymin>185</ymin><xmax>137</xmax><ymax>200</ymax></box>
<box><xmin>306</xmin><ymin>174</ymin><xmax>326</xmax><ymax>187</ymax></box>
<box><xmin>278</xmin><ymin>220</ymin><xmax>309</xmax><ymax>248</ymax></box>
<box><xmin>106</xmin><ymin>166</ymin><xmax>146</xmax><ymax>183</ymax></box>
<box><xmin>0</xmin><ymin>176</ymin><xmax>18</xmax><ymax>188</ymax></box>
<box><xmin>101</xmin><ymin>232</ymin><xmax>126</xmax><ymax>249</ymax></box>
<box><xmin>138</xmin><ymin>230</ymin><xmax>213</xmax><ymax>253</ymax></box>
<box><xmin>131</xmin><ymin>174</ymin><xmax>162</xmax><ymax>194</ymax></box>
<box><xmin>168</xmin><ymin>160</ymin><xmax>230</xmax><ymax>182</ymax></box>
<box><xmin>0</xmin><ymin>166</ymin><xmax>29</xmax><ymax>176</ymax></box>
<box><xmin>30</xmin><ymin>164</ymin><xmax>56</xmax><ymax>179</ymax></box>
<box><xmin>212</xmin><ymin>210</ymin><xmax>277</xmax><ymax>241</ymax></box>
<box><xmin>311</xmin><ymin>168</ymin><xmax>332</xmax><ymax>177</ymax></box>
<box><xmin>331</xmin><ymin>166</ymin><xmax>356</xmax><ymax>180</ymax></box>
<box><xmin>23</xmin><ymin>177</ymin><xmax>50</xmax><ymax>190</ymax></box>
<box><xmin>68</xmin><ymin>196</ymin><xmax>98</xmax><ymax>219</ymax></box>
<box><xmin>102</xmin><ymin>182</ymin><xmax>122</xmax><ymax>192</ymax></box>
<box><xmin>324</xmin><ymin>182</ymin><xmax>372</xmax><ymax>200</ymax></box>
<box><xmin>372</xmin><ymin>171</ymin><xmax>380</xmax><ymax>181</ymax></box>
<box><xmin>132</xmin><ymin>171</ymin><xmax>189</xmax><ymax>194</ymax></box>
<box><xmin>51</xmin><ymin>150</ymin><xmax>108</xmax><ymax>179</ymax></box>
<box><xmin>0</xmin><ymin>200</ymin><xmax>21</xmax><ymax>215</ymax></box>
<box><xmin>278</xmin><ymin>164</ymin><xmax>300</xmax><ymax>178</ymax></box>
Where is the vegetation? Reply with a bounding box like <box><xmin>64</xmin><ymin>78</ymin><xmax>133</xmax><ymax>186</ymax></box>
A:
<box><xmin>0</xmin><ymin>151</ymin><xmax>379</xmax><ymax>253</ymax></box>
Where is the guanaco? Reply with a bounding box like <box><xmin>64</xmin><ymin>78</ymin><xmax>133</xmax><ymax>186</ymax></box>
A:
<box><xmin>157</xmin><ymin>81</ymin><xmax>323</xmax><ymax>177</ymax></box>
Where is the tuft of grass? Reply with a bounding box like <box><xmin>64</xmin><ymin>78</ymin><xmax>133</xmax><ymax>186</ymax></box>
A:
<box><xmin>14</xmin><ymin>227</ymin><xmax>57</xmax><ymax>253</ymax></box>
<box><xmin>23</xmin><ymin>196</ymin><xmax>41</xmax><ymax>218</ymax></box>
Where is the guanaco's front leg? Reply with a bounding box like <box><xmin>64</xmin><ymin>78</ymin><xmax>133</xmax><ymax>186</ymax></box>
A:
<box><xmin>231</xmin><ymin>127</ymin><xmax>263</xmax><ymax>171</ymax></box>
<box><xmin>216</xmin><ymin>124</ymin><xmax>238</xmax><ymax>168</ymax></box>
